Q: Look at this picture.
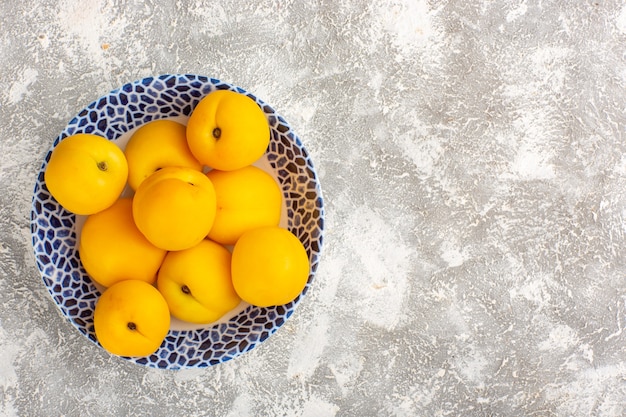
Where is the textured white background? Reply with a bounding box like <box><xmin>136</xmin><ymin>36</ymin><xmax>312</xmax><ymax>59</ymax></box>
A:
<box><xmin>2</xmin><ymin>0</ymin><xmax>626</xmax><ymax>416</ymax></box>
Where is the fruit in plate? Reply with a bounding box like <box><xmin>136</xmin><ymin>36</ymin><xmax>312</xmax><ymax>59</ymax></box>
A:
<box><xmin>231</xmin><ymin>226</ymin><xmax>310</xmax><ymax>307</ymax></box>
<box><xmin>78</xmin><ymin>197</ymin><xmax>167</xmax><ymax>288</ymax></box>
<box><xmin>186</xmin><ymin>89</ymin><xmax>270</xmax><ymax>171</ymax></box>
<box><xmin>132</xmin><ymin>166</ymin><xmax>217</xmax><ymax>251</ymax></box>
<box><xmin>44</xmin><ymin>133</ymin><xmax>128</xmax><ymax>215</ymax></box>
<box><xmin>157</xmin><ymin>239</ymin><xmax>241</xmax><ymax>324</ymax></box>
<box><xmin>206</xmin><ymin>165</ymin><xmax>282</xmax><ymax>245</ymax></box>
<box><xmin>124</xmin><ymin>119</ymin><xmax>203</xmax><ymax>191</ymax></box>
<box><xmin>94</xmin><ymin>279</ymin><xmax>170</xmax><ymax>357</ymax></box>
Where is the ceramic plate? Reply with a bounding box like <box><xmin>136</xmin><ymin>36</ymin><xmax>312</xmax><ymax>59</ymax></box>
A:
<box><xmin>30</xmin><ymin>74</ymin><xmax>324</xmax><ymax>369</ymax></box>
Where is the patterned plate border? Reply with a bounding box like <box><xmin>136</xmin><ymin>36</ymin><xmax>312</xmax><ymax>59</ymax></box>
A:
<box><xmin>30</xmin><ymin>74</ymin><xmax>324</xmax><ymax>369</ymax></box>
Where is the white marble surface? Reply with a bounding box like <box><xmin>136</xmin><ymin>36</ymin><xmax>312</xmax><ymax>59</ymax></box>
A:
<box><xmin>2</xmin><ymin>0</ymin><xmax>626</xmax><ymax>416</ymax></box>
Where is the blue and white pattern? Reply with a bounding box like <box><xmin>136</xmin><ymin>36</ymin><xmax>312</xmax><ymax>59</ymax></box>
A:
<box><xmin>30</xmin><ymin>74</ymin><xmax>325</xmax><ymax>369</ymax></box>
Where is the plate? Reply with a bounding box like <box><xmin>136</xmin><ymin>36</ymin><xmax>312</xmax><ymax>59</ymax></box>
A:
<box><xmin>30</xmin><ymin>74</ymin><xmax>325</xmax><ymax>369</ymax></box>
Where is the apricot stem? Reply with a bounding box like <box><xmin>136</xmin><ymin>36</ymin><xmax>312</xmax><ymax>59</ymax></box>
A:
<box><xmin>181</xmin><ymin>285</ymin><xmax>191</xmax><ymax>295</ymax></box>
<box><xmin>127</xmin><ymin>322</ymin><xmax>137</xmax><ymax>331</ymax></box>
<box><xmin>97</xmin><ymin>161</ymin><xmax>108</xmax><ymax>171</ymax></box>
<box><xmin>212</xmin><ymin>127</ymin><xmax>221</xmax><ymax>139</ymax></box>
